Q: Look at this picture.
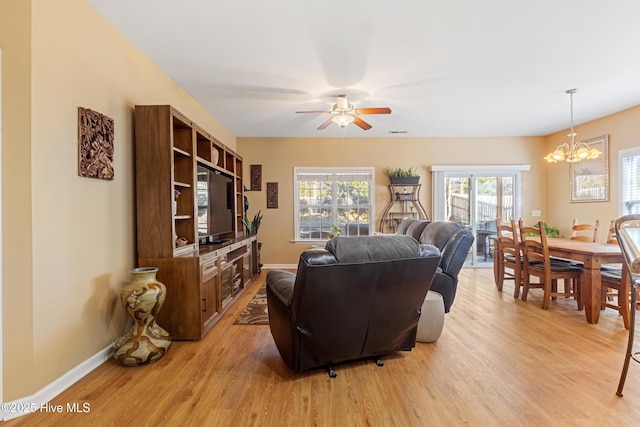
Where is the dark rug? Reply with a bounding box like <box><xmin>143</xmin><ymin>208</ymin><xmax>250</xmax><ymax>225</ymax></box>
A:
<box><xmin>234</xmin><ymin>283</ymin><xmax>269</xmax><ymax>325</ymax></box>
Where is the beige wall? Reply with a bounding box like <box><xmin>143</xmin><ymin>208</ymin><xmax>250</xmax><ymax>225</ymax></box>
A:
<box><xmin>1</xmin><ymin>0</ymin><xmax>236</xmax><ymax>400</ymax></box>
<box><xmin>544</xmin><ymin>106</ymin><xmax>640</xmax><ymax>239</ymax></box>
<box><xmin>1</xmin><ymin>0</ymin><xmax>35</xmax><ymax>401</ymax></box>
<box><xmin>237</xmin><ymin>136</ymin><xmax>548</xmax><ymax>265</ymax></box>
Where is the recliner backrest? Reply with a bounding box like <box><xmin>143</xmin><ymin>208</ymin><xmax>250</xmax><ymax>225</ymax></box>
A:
<box><xmin>419</xmin><ymin>221</ymin><xmax>465</xmax><ymax>251</ymax></box>
<box><xmin>395</xmin><ymin>218</ymin><xmax>416</xmax><ymax>235</ymax></box>
<box><xmin>396</xmin><ymin>219</ymin><xmax>430</xmax><ymax>240</ymax></box>
<box><xmin>326</xmin><ymin>234</ymin><xmax>421</xmax><ymax>263</ymax></box>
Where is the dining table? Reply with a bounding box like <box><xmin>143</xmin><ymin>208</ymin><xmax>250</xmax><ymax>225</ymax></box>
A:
<box><xmin>544</xmin><ymin>238</ymin><xmax>629</xmax><ymax>325</ymax></box>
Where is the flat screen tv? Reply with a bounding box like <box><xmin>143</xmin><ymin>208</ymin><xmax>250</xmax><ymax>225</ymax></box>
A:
<box><xmin>197</xmin><ymin>165</ymin><xmax>234</xmax><ymax>242</ymax></box>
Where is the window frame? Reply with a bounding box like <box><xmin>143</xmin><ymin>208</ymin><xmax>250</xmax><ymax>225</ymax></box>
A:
<box><xmin>293</xmin><ymin>166</ymin><xmax>375</xmax><ymax>244</ymax></box>
<box><xmin>619</xmin><ymin>146</ymin><xmax>640</xmax><ymax>215</ymax></box>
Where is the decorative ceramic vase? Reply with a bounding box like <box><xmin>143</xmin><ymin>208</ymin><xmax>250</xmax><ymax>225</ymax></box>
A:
<box><xmin>113</xmin><ymin>267</ymin><xmax>172</xmax><ymax>366</ymax></box>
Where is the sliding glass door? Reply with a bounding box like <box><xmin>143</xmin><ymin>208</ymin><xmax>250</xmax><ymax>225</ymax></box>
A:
<box><xmin>432</xmin><ymin>166</ymin><xmax>528</xmax><ymax>267</ymax></box>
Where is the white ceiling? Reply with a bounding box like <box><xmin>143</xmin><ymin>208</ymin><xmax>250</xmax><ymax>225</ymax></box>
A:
<box><xmin>87</xmin><ymin>0</ymin><xmax>640</xmax><ymax>138</ymax></box>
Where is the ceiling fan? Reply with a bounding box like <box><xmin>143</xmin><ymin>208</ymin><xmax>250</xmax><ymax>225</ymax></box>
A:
<box><xmin>296</xmin><ymin>94</ymin><xmax>391</xmax><ymax>130</ymax></box>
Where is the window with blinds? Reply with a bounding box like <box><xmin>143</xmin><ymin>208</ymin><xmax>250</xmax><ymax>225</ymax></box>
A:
<box><xmin>620</xmin><ymin>147</ymin><xmax>640</xmax><ymax>214</ymax></box>
<box><xmin>294</xmin><ymin>167</ymin><xmax>374</xmax><ymax>241</ymax></box>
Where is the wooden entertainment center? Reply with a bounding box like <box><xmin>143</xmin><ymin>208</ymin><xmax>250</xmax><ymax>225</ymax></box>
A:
<box><xmin>134</xmin><ymin>105</ymin><xmax>258</xmax><ymax>340</ymax></box>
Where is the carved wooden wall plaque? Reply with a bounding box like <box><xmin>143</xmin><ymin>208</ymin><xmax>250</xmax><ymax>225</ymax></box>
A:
<box><xmin>267</xmin><ymin>182</ymin><xmax>278</xmax><ymax>209</ymax></box>
<box><xmin>250</xmin><ymin>164</ymin><xmax>262</xmax><ymax>191</ymax></box>
<box><xmin>78</xmin><ymin>107</ymin><xmax>114</xmax><ymax>180</ymax></box>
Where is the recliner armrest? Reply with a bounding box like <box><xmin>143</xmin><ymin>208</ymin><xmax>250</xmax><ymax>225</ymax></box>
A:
<box><xmin>266</xmin><ymin>270</ymin><xmax>296</xmax><ymax>306</ymax></box>
<box><xmin>420</xmin><ymin>244</ymin><xmax>440</xmax><ymax>257</ymax></box>
<box><xmin>439</xmin><ymin>229</ymin><xmax>474</xmax><ymax>276</ymax></box>
<box><xmin>300</xmin><ymin>248</ymin><xmax>338</xmax><ymax>265</ymax></box>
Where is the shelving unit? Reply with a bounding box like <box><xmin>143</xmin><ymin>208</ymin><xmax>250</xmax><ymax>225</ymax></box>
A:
<box><xmin>378</xmin><ymin>183</ymin><xmax>429</xmax><ymax>232</ymax></box>
<box><xmin>134</xmin><ymin>105</ymin><xmax>258</xmax><ymax>340</ymax></box>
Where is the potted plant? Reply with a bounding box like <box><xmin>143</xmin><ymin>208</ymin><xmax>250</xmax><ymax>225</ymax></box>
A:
<box><xmin>383</xmin><ymin>167</ymin><xmax>420</xmax><ymax>185</ymax></box>
<box><xmin>243</xmin><ymin>210</ymin><xmax>263</xmax><ymax>236</ymax></box>
<box><xmin>536</xmin><ymin>222</ymin><xmax>560</xmax><ymax>237</ymax></box>
<box><xmin>327</xmin><ymin>224</ymin><xmax>342</xmax><ymax>239</ymax></box>
<box><xmin>529</xmin><ymin>222</ymin><xmax>560</xmax><ymax>237</ymax></box>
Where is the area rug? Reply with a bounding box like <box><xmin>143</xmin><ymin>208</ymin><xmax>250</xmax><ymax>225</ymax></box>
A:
<box><xmin>234</xmin><ymin>283</ymin><xmax>269</xmax><ymax>325</ymax></box>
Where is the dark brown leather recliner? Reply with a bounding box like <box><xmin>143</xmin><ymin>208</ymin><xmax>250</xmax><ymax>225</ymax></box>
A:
<box><xmin>396</xmin><ymin>219</ymin><xmax>475</xmax><ymax>313</ymax></box>
<box><xmin>266</xmin><ymin>235</ymin><xmax>441</xmax><ymax>377</ymax></box>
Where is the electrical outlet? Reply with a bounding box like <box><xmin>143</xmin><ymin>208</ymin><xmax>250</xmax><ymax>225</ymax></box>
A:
<box><xmin>532</xmin><ymin>210</ymin><xmax>541</xmax><ymax>217</ymax></box>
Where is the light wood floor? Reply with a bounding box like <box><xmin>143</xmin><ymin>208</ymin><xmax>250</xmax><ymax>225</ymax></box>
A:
<box><xmin>6</xmin><ymin>268</ymin><xmax>640</xmax><ymax>426</ymax></box>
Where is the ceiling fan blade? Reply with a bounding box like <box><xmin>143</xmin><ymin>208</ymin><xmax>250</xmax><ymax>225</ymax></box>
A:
<box><xmin>317</xmin><ymin>117</ymin><xmax>334</xmax><ymax>130</ymax></box>
<box><xmin>355</xmin><ymin>107</ymin><xmax>391</xmax><ymax>115</ymax></box>
<box><xmin>353</xmin><ymin>116</ymin><xmax>372</xmax><ymax>130</ymax></box>
<box><xmin>296</xmin><ymin>110</ymin><xmax>331</xmax><ymax>114</ymax></box>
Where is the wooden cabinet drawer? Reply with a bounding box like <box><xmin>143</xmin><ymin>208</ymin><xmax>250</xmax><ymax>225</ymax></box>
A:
<box><xmin>201</xmin><ymin>259</ymin><xmax>218</xmax><ymax>281</ymax></box>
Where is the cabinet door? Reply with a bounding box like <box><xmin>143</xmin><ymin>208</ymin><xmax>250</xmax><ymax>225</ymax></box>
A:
<box><xmin>201</xmin><ymin>260</ymin><xmax>219</xmax><ymax>328</ymax></box>
<box><xmin>242</xmin><ymin>253</ymin><xmax>251</xmax><ymax>285</ymax></box>
<box><xmin>220</xmin><ymin>261</ymin><xmax>234</xmax><ymax>307</ymax></box>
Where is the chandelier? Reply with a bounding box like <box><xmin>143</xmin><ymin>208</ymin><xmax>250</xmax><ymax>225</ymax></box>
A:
<box><xmin>544</xmin><ymin>89</ymin><xmax>602</xmax><ymax>163</ymax></box>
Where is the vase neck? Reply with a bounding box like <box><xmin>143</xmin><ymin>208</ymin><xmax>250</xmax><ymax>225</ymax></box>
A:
<box><xmin>130</xmin><ymin>267</ymin><xmax>158</xmax><ymax>281</ymax></box>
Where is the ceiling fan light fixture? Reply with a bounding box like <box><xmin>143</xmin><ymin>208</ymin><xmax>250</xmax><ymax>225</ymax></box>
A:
<box><xmin>332</xmin><ymin>114</ymin><xmax>354</xmax><ymax>128</ymax></box>
<box><xmin>296</xmin><ymin>95</ymin><xmax>389</xmax><ymax>130</ymax></box>
<box><xmin>335</xmin><ymin>94</ymin><xmax>350</xmax><ymax>110</ymax></box>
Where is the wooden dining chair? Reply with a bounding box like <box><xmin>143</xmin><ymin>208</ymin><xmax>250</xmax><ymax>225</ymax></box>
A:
<box><xmin>557</xmin><ymin>218</ymin><xmax>601</xmax><ymax>294</ymax></box>
<box><xmin>606</xmin><ymin>219</ymin><xmax>616</xmax><ymax>244</ymax></box>
<box><xmin>494</xmin><ymin>218</ymin><xmax>523</xmax><ymax>298</ymax></box>
<box><xmin>601</xmin><ymin>270</ymin><xmax>630</xmax><ymax>329</ymax></box>
<box><xmin>519</xmin><ymin>219</ymin><xmax>584</xmax><ymax>310</ymax></box>
<box><xmin>601</xmin><ymin>219</ymin><xmax>631</xmax><ymax>329</ymax></box>
<box><xmin>570</xmin><ymin>218</ymin><xmax>600</xmax><ymax>242</ymax></box>
<box><xmin>551</xmin><ymin>218</ymin><xmax>600</xmax><ymax>268</ymax></box>
<box><xmin>615</xmin><ymin>214</ymin><xmax>640</xmax><ymax>397</ymax></box>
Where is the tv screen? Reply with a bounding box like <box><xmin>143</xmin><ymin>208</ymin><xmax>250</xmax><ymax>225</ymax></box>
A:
<box><xmin>197</xmin><ymin>165</ymin><xmax>234</xmax><ymax>240</ymax></box>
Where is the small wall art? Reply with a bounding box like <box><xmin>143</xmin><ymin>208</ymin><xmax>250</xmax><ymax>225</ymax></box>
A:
<box><xmin>267</xmin><ymin>182</ymin><xmax>278</xmax><ymax>209</ymax></box>
<box><xmin>78</xmin><ymin>107</ymin><xmax>114</xmax><ymax>180</ymax></box>
<box><xmin>250</xmin><ymin>164</ymin><xmax>262</xmax><ymax>191</ymax></box>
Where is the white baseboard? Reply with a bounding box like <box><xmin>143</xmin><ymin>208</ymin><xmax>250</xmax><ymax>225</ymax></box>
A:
<box><xmin>262</xmin><ymin>264</ymin><xmax>297</xmax><ymax>270</ymax></box>
<box><xmin>1</xmin><ymin>344</ymin><xmax>114</xmax><ymax>421</ymax></box>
